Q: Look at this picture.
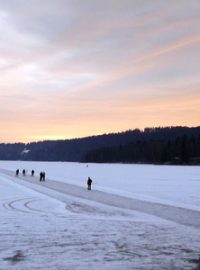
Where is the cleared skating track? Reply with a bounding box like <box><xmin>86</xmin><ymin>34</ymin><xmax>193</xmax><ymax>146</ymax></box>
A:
<box><xmin>1</xmin><ymin>168</ymin><xmax>200</xmax><ymax>229</ymax></box>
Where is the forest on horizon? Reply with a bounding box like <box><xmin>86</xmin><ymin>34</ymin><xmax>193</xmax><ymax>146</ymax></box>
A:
<box><xmin>0</xmin><ymin>126</ymin><xmax>200</xmax><ymax>165</ymax></box>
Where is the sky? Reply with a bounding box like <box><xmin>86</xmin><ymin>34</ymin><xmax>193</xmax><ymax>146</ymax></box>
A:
<box><xmin>0</xmin><ymin>0</ymin><xmax>199</xmax><ymax>143</ymax></box>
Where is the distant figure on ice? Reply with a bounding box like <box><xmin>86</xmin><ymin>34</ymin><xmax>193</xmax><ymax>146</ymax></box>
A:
<box><xmin>22</xmin><ymin>169</ymin><xmax>26</xmax><ymax>176</ymax></box>
<box><xmin>39</xmin><ymin>171</ymin><xmax>45</xmax><ymax>181</ymax></box>
<box><xmin>16</xmin><ymin>169</ymin><xmax>19</xmax><ymax>176</ymax></box>
<box><xmin>31</xmin><ymin>170</ymin><xmax>35</xmax><ymax>176</ymax></box>
<box><xmin>42</xmin><ymin>171</ymin><xmax>45</xmax><ymax>181</ymax></box>
<box><xmin>87</xmin><ymin>177</ymin><xmax>93</xmax><ymax>190</ymax></box>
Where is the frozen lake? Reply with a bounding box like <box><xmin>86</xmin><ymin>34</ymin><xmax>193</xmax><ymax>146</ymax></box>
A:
<box><xmin>0</xmin><ymin>161</ymin><xmax>200</xmax><ymax>269</ymax></box>
<box><xmin>1</xmin><ymin>161</ymin><xmax>200</xmax><ymax>210</ymax></box>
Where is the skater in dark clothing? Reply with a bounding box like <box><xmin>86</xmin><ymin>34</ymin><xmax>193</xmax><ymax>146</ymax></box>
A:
<box><xmin>31</xmin><ymin>170</ymin><xmax>35</xmax><ymax>177</ymax></box>
<box><xmin>87</xmin><ymin>177</ymin><xmax>93</xmax><ymax>190</ymax></box>
<box><xmin>39</xmin><ymin>171</ymin><xmax>45</xmax><ymax>181</ymax></box>
<box><xmin>22</xmin><ymin>169</ymin><xmax>26</xmax><ymax>176</ymax></box>
<box><xmin>42</xmin><ymin>171</ymin><xmax>45</xmax><ymax>181</ymax></box>
<box><xmin>39</xmin><ymin>172</ymin><xmax>43</xmax><ymax>181</ymax></box>
<box><xmin>16</xmin><ymin>169</ymin><xmax>19</xmax><ymax>176</ymax></box>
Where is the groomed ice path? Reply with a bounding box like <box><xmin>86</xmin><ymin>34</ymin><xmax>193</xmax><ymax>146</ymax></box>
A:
<box><xmin>1</xmin><ymin>168</ymin><xmax>200</xmax><ymax>229</ymax></box>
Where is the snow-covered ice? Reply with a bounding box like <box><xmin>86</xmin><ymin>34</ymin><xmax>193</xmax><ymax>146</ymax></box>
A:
<box><xmin>0</xmin><ymin>161</ymin><xmax>200</xmax><ymax>270</ymax></box>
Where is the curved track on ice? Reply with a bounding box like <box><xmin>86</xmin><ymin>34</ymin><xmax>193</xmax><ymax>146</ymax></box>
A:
<box><xmin>1</xmin><ymin>168</ymin><xmax>200</xmax><ymax>229</ymax></box>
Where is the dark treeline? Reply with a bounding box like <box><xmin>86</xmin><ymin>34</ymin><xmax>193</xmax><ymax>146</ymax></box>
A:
<box><xmin>83</xmin><ymin>134</ymin><xmax>200</xmax><ymax>164</ymax></box>
<box><xmin>0</xmin><ymin>143</ymin><xmax>25</xmax><ymax>160</ymax></box>
<box><xmin>82</xmin><ymin>126</ymin><xmax>200</xmax><ymax>164</ymax></box>
<box><xmin>0</xmin><ymin>126</ymin><xmax>200</xmax><ymax>164</ymax></box>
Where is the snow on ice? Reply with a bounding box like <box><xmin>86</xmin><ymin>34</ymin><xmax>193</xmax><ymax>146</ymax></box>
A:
<box><xmin>0</xmin><ymin>161</ymin><xmax>200</xmax><ymax>270</ymax></box>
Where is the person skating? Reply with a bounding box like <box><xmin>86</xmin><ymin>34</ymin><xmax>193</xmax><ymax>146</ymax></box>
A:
<box><xmin>39</xmin><ymin>171</ymin><xmax>46</xmax><ymax>181</ymax></box>
<box><xmin>42</xmin><ymin>171</ymin><xmax>45</xmax><ymax>181</ymax></box>
<box><xmin>39</xmin><ymin>172</ymin><xmax>43</xmax><ymax>181</ymax></box>
<box><xmin>87</xmin><ymin>177</ymin><xmax>93</xmax><ymax>190</ymax></box>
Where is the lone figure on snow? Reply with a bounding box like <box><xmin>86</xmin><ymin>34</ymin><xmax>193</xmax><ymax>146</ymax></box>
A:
<box><xmin>87</xmin><ymin>177</ymin><xmax>93</xmax><ymax>191</ymax></box>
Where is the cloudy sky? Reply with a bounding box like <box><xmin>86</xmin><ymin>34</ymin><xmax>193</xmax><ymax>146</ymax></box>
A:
<box><xmin>0</xmin><ymin>0</ymin><xmax>199</xmax><ymax>142</ymax></box>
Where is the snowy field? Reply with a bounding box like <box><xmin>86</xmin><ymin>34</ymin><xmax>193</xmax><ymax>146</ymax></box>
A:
<box><xmin>0</xmin><ymin>161</ymin><xmax>200</xmax><ymax>270</ymax></box>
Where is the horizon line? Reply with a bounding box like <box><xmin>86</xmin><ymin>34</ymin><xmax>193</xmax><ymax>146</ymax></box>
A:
<box><xmin>1</xmin><ymin>125</ymin><xmax>199</xmax><ymax>145</ymax></box>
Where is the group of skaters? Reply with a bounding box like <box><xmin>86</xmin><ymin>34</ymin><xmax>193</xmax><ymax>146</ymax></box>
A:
<box><xmin>15</xmin><ymin>169</ymin><xmax>93</xmax><ymax>190</ymax></box>
<box><xmin>15</xmin><ymin>169</ymin><xmax>46</xmax><ymax>182</ymax></box>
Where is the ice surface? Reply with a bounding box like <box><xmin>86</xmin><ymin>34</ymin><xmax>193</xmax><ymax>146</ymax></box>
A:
<box><xmin>0</xmin><ymin>161</ymin><xmax>200</xmax><ymax>270</ymax></box>
<box><xmin>1</xmin><ymin>161</ymin><xmax>200</xmax><ymax>210</ymax></box>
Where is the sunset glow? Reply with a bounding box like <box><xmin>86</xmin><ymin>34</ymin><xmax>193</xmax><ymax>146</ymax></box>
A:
<box><xmin>0</xmin><ymin>1</ymin><xmax>199</xmax><ymax>143</ymax></box>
